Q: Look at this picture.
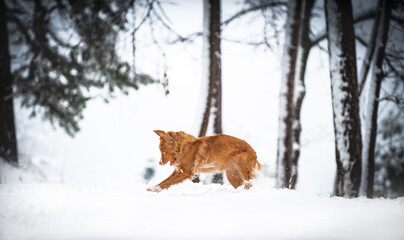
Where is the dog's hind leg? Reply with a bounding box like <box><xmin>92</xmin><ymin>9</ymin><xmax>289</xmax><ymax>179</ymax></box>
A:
<box><xmin>234</xmin><ymin>152</ymin><xmax>260</xmax><ymax>189</ymax></box>
<box><xmin>226</xmin><ymin>164</ymin><xmax>243</xmax><ymax>189</ymax></box>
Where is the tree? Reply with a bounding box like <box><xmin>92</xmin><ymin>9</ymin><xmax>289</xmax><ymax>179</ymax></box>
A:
<box><xmin>309</xmin><ymin>0</ymin><xmax>402</xmax><ymax>196</ymax></box>
<box><xmin>357</xmin><ymin>2</ymin><xmax>383</xmax><ymax>96</ymax></box>
<box><xmin>1</xmin><ymin>0</ymin><xmax>155</xmax><ymax>164</ymax></box>
<box><xmin>325</xmin><ymin>0</ymin><xmax>362</xmax><ymax>198</ymax></box>
<box><xmin>209</xmin><ymin>0</ymin><xmax>223</xmax><ymax>184</ymax></box>
<box><xmin>290</xmin><ymin>0</ymin><xmax>315</xmax><ymax>190</ymax></box>
<box><xmin>276</xmin><ymin>0</ymin><xmax>302</xmax><ymax>189</ymax></box>
<box><xmin>224</xmin><ymin>0</ymin><xmax>402</xmax><ymax>194</ymax></box>
<box><xmin>360</xmin><ymin>0</ymin><xmax>393</xmax><ymax>198</ymax></box>
<box><xmin>0</xmin><ymin>0</ymin><xmax>18</xmax><ymax>164</ymax></box>
<box><xmin>194</xmin><ymin>0</ymin><xmax>223</xmax><ymax>184</ymax></box>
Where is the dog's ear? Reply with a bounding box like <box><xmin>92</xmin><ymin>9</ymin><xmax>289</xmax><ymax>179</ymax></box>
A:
<box><xmin>154</xmin><ymin>130</ymin><xmax>168</xmax><ymax>141</ymax></box>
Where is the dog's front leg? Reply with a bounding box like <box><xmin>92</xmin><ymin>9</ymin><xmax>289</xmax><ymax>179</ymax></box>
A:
<box><xmin>157</xmin><ymin>171</ymin><xmax>193</xmax><ymax>190</ymax></box>
<box><xmin>147</xmin><ymin>170</ymin><xmax>193</xmax><ymax>192</ymax></box>
<box><xmin>147</xmin><ymin>170</ymin><xmax>181</xmax><ymax>192</ymax></box>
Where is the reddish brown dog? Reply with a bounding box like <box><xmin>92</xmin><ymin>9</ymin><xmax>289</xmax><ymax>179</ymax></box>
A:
<box><xmin>147</xmin><ymin>130</ymin><xmax>262</xmax><ymax>192</ymax></box>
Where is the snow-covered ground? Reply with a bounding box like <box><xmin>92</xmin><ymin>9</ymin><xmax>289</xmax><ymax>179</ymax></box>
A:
<box><xmin>1</xmin><ymin>180</ymin><xmax>403</xmax><ymax>240</ymax></box>
<box><xmin>3</xmin><ymin>1</ymin><xmax>402</xmax><ymax>239</ymax></box>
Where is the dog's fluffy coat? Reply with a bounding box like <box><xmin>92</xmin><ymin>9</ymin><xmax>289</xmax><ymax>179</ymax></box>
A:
<box><xmin>147</xmin><ymin>130</ymin><xmax>262</xmax><ymax>192</ymax></box>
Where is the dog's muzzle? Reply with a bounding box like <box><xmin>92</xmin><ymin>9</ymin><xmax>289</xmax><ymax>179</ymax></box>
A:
<box><xmin>158</xmin><ymin>159</ymin><xmax>174</xmax><ymax>166</ymax></box>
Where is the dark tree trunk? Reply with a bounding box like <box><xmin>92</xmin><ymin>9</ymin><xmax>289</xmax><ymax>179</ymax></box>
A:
<box><xmin>210</xmin><ymin>0</ymin><xmax>222</xmax><ymax>137</ymax></box>
<box><xmin>276</xmin><ymin>0</ymin><xmax>302</xmax><ymax>189</ymax></box>
<box><xmin>358</xmin><ymin>0</ymin><xmax>382</xmax><ymax>96</ymax></box>
<box><xmin>209</xmin><ymin>0</ymin><xmax>223</xmax><ymax>184</ymax></box>
<box><xmin>360</xmin><ymin>0</ymin><xmax>392</xmax><ymax>198</ymax></box>
<box><xmin>290</xmin><ymin>0</ymin><xmax>315</xmax><ymax>190</ymax></box>
<box><xmin>194</xmin><ymin>0</ymin><xmax>223</xmax><ymax>184</ymax></box>
<box><xmin>325</xmin><ymin>0</ymin><xmax>362</xmax><ymax>198</ymax></box>
<box><xmin>0</xmin><ymin>0</ymin><xmax>18</xmax><ymax>165</ymax></box>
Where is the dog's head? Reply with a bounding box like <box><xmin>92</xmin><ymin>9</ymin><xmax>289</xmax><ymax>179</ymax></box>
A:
<box><xmin>153</xmin><ymin>130</ymin><xmax>196</xmax><ymax>166</ymax></box>
<box><xmin>154</xmin><ymin>130</ymin><xmax>178</xmax><ymax>166</ymax></box>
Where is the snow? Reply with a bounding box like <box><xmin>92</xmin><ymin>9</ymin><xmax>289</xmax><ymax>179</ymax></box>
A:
<box><xmin>1</xmin><ymin>181</ymin><xmax>403</xmax><ymax>240</ymax></box>
<box><xmin>0</xmin><ymin>158</ymin><xmax>62</xmax><ymax>184</ymax></box>
<box><xmin>6</xmin><ymin>0</ymin><xmax>340</xmax><ymax>197</ymax></box>
<box><xmin>3</xmin><ymin>2</ymin><xmax>401</xmax><ymax>239</ymax></box>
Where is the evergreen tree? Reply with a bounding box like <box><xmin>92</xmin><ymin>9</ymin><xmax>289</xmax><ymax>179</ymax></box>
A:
<box><xmin>1</xmin><ymin>0</ymin><xmax>154</xmax><ymax>163</ymax></box>
<box><xmin>0</xmin><ymin>0</ymin><xmax>18</xmax><ymax>164</ymax></box>
<box><xmin>374</xmin><ymin>112</ymin><xmax>404</xmax><ymax>198</ymax></box>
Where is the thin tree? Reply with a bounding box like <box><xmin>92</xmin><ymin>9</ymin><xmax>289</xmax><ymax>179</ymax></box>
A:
<box><xmin>198</xmin><ymin>0</ymin><xmax>214</xmax><ymax>139</ymax></box>
<box><xmin>357</xmin><ymin>1</ymin><xmax>383</xmax><ymax>96</ymax></box>
<box><xmin>290</xmin><ymin>0</ymin><xmax>315</xmax><ymax>189</ymax></box>
<box><xmin>210</xmin><ymin>0</ymin><xmax>223</xmax><ymax>184</ymax></box>
<box><xmin>0</xmin><ymin>0</ymin><xmax>18</xmax><ymax>164</ymax></box>
<box><xmin>195</xmin><ymin>0</ymin><xmax>223</xmax><ymax>184</ymax></box>
<box><xmin>325</xmin><ymin>0</ymin><xmax>362</xmax><ymax>198</ymax></box>
<box><xmin>276</xmin><ymin>0</ymin><xmax>302</xmax><ymax>189</ymax></box>
<box><xmin>360</xmin><ymin>0</ymin><xmax>392</xmax><ymax>198</ymax></box>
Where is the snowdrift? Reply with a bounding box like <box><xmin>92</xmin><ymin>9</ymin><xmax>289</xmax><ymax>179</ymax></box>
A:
<box><xmin>1</xmin><ymin>180</ymin><xmax>403</xmax><ymax>240</ymax></box>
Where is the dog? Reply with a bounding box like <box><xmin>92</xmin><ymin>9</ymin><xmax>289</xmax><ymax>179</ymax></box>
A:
<box><xmin>147</xmin><ymin>130</ymin><xmax>262</xmax><ymax>192</ymax></box>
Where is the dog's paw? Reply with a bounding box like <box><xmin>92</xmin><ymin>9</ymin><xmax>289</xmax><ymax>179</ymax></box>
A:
<box><xmin>146</xmin><ymin>186</ymin><xmax>162</xmax><ymax>193</ymax></box>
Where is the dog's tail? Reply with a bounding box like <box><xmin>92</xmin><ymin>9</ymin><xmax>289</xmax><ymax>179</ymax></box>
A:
<box><xmin>256</xmin><ymin>161</ymin><xmax>262</xmax><ymax>171</ymax></box>
<box><xmin>251</xmin><ymin>149</ymin><xmax>262</xmax><ymax>172</ymax></box>
<box><xmin>250</xmin><ymin>158</ymin><xmax>262</xmax><ymax>181</ymax></box>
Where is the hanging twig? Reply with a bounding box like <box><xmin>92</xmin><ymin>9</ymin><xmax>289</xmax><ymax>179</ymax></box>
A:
<box><xmin>132</xmin><ymin>0</ymin><xmax>137</xmax><ymax>80</ymax></box>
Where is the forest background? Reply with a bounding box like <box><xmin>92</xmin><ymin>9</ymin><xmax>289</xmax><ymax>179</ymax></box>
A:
<box><xmin>1</xmin><ymin>0</ymin><xmax>403</xmax><ymax>198</ymax></box>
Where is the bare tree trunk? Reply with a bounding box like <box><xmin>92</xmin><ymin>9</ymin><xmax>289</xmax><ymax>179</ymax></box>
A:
<box><xmin>358</xmin><ymin>0</ymin><xmax>382</xmax><ymax>96</ymax></box>
<box><xmin>276</xmin><ymin>0</ymin><xmax>302</xmax><ymax>189</ymax></box>
<box><xmin>193</xmin><ymin>0</ymin><xmax>213</xmax><ymax>184</ymax></box>
<box><xmin>0</xmin><ymin>0</ymin><xmax>18</xmax><ymax>165</ymax></box>
<box><xmin>325</xmin><ymin>0</ymin><xmax>362</xmax><ymax>198</ymax></box>
<box><xmin>209</xmin><ymin>0</ymin><xmax>223</xmax><ymax>184</ymax></box>
<box><xmin>360</xmin><ymin>0</ymin><xmax>392</xmax><ymax>198</ymax></box>
<box><xmin>194</xmin><ymin>0</ymin><xmax>223</xmax><ymax>184</ymax></box>
<box><xmin>198</xmin><ymin>0</ymin><xmax>214</xmax><ymax>139</ymax></box>
<box><xmin>210</xmin><ymin>0</ymin><xmax>222</xmax><ymax>137</ymax></box>
<box><xmin>290</xmin><ymin>0</ymin><xmax>315</xmax><ymax>190</ymax></box>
